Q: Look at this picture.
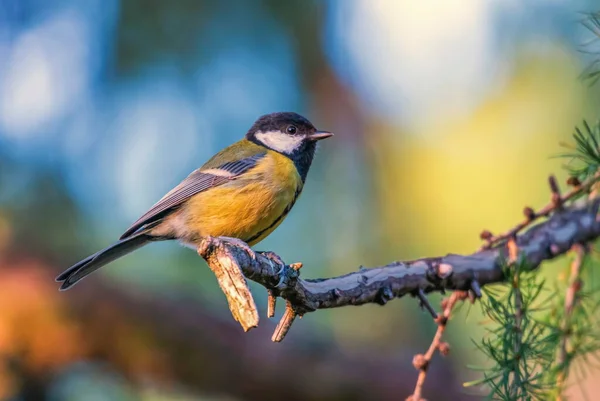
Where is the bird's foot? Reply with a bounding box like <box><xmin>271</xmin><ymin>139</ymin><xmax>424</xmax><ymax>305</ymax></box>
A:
<box><xmin>256</xmin><ymin>251</ymin><xmax>287</xmax><ymax>318</ymax></box>
<box><xmin>257</xmin><ymin>251</ymin><xmax>287</xmax><ymax>285</ymax></box>
<box><xmin>218</xmin><ymin>236</ymin><xmax>256</xmax><ymax>260</ymax></box>
<box><xmin>257</xmin><ymin>251</ymin><xmax>285</xmax><ymax>271</ymax></box>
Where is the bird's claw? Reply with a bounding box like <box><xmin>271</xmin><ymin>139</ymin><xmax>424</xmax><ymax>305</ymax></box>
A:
<box><xmin>257</xmin><ymin>251</ymin><xmax>287</xmax><ymax>288</ymax></box>
<box><xmin>257</xmin><ymin>251</ymin><xmax>285</xmax><ymax>267</ymax></box>
<box><xmin>275</xmin><ymin>271</ymin><xmax>287</xmax><ymax>290</ymax></box>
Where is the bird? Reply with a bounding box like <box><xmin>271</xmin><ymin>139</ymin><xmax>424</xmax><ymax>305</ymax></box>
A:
<box><xmin>55</xmin><ymin>112</ymin><xmax>333</xmax><ymax>290</ymax></box>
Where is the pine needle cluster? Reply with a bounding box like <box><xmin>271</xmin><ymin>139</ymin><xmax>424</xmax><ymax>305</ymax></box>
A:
<box><xmin>465</xmin><ymin>259</ymin><xmax>556</xmax><ymax>400</ymax></box>
<box><xmin>467</xmin><ymin>106</ymin><xmax>600</xmax><ymax>400</ymax></box>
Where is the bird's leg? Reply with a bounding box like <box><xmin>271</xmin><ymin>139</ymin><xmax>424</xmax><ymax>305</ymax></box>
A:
<box><xmin>218</xmin><ymin>236</ymin><xmax>256</xmax><ymax>260</ymax></box>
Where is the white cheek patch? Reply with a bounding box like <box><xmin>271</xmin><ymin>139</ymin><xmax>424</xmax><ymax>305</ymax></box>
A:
<box><xmin>255</xmin><ymin>130</ymin><xmax>304</xmax><ymax>154</ymax></box>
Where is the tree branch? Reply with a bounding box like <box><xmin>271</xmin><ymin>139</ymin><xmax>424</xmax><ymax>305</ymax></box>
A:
<box><xmin>198</xmin><ymin>237</ymin><xmax>260</xmax><ymax>331</ymax></box>
<box><xmin>198</xmin><ymin>196</ymin><xmax>600</xmax><ymax>339</ymax></box>
<box><xmin>478</xmin><ymin>174</ymin><xmax>593</xmax><ymax>251</ymax></box>
<box><xmin>509</xmin><ymin>237</ymin><xmax>525</xmax><ymax>395</ymax></box>
<box><xmin>407</xmin><ymin>291</ymin><xmax>468</xmax><ymax>401</ymax></box>
<box><xmin>556</xmin><ymin>243</ymin><xmax>587</xmax><ymax>398</ymax></box>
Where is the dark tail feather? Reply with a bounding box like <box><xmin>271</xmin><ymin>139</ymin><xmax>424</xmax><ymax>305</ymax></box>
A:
<box><xmin>56</xmin><ymin>232</ymin><xmax>152</xmax><ymax>291</ymax></box>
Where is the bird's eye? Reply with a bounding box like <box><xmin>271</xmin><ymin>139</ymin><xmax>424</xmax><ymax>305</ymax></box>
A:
<box><xmin>287</xmin><ymin>125</ymin><xmax>297</xmax><ymax>134</ymax></box>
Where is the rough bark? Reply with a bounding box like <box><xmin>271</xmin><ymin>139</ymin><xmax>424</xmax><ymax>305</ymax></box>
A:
<box><xmin>198</xmin><ymin>199</ymin><xmax>600</xmax><ymax>324</ymax></box>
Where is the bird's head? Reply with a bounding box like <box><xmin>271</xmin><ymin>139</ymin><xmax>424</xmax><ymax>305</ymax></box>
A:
<box><xmin>246</xmin><ymin>112</ymin><xmax>333</xmax><ymax>158</ymax></box>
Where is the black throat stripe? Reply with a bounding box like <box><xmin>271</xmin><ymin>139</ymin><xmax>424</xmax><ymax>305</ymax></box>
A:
<box><xmin>246</xmin><ymin>186</ymin><xmax>302</xmax><ymax>244</ymax></box>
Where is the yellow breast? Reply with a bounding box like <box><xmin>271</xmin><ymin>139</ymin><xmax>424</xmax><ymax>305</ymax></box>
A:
<box><xmin>184</xmin><ymin>150</ymin><xmax>303</xmax><ymax>246</ymax></box>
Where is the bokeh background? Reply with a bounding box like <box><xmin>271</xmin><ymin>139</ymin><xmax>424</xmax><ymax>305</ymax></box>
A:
<box><xmin>1</xmin><ymin>0</ymin><xmax>600</xmax><ymax>400</ymax></box>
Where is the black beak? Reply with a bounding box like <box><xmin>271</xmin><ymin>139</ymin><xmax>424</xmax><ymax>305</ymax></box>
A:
<box><xmin>308</xmin><ymin>130</ymin><xmax>334</xmax><ymax>141</ymax></box>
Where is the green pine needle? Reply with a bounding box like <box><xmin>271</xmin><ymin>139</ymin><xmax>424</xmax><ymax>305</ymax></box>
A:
<box><xmin>556</xmin><ymin>120</ymin><xmax>600</xmax><ymax>182</ymax></box>
<box><xmin>465</xmin><ymin>259</ymin><xmax>556</xmax><ymax>401</ymax></box>
<box><xmin>466</xmin><ymin>250</ymin><xmax>600</xmax><ymax>400</ymax></box>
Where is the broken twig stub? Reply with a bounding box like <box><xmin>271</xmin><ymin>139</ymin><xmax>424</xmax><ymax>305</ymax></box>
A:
<box><xmin>198</xmin><ymin>237</ymin><xmax>259</xmax><ymax>332</ymax></box>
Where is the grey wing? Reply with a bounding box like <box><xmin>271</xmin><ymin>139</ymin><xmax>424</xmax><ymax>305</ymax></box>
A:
<box><xmin>119</xmin><ymin>153</ymin><xmax>266</xmax><ymax>239</ymax></box>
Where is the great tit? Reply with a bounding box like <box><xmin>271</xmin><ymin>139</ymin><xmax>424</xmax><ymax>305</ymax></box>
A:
<box><xmin>56</xmin><ymin>112</ymin><xmax>333</xmax><ymax>290</ymax></box>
